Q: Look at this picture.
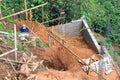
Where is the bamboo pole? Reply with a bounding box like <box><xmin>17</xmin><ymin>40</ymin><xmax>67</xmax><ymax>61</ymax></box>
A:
<box><xmin>14</xmin><ymin>24</ymin><xmax>17</xmax><ymax>61</ymax></box>
<box><xmin>48</xmin><ymin>34</ymin><xmax>51</xmax><ymax>47</ymax></box>
<box><xmin>24</xmin><ymin>0</ymin><xmax>28</xmax><ymax>20</ymax></box>
<box><xmin>0</xmin><ymin>7</ymin><xmax>1</xmax><ymax>18</ymax></box>
<box><xmin>42</xmin><ymin>17</ymin><xmax>65</xmax><ymax>24</ymax></box>
<box><xmin>0</xmin><ymin>2</ymin><xmax>48</xmax><ymax>20</ymax></box>
<box><xmin>30</xmin><ymin>9</ymin><xmax>32</xmax><ymax>21</ymax></box>
<box><xmin>0</xmin><ymin>49</ymin><xmax>17</xmax><ymax>57</ymax></box>
<box><xmin>0</xmin><ymin>31</ymin><xmax>9</xmax><ymax>34</ymax></box>
<box><xmin>42</xmin><ymin>6</ymin><xmax>44</xmax><ymax>22</ymax></box>
<box><xmin>0</xmin><ymin>58</ymin><xmax>31</xmax><ymax>64</ymax></box>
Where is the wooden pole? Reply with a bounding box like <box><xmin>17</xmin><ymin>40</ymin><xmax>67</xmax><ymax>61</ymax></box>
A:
<box><xmin>48</xmin><ymin>34</ymin><xmax>51</xmax><ymax>47</ymax></box>
<box><xmin>42</xmin><ymin>6</ymin><xmax>44</xmax><ymax>22</ymax></box>
<box><xmin>0</xmin><ymin>5</ymin><xmax>2</xmax><ymax>18</ymax></box>
<box><xmin>0</xmin><ymin>2</ymin><xmax>48</xmax><ymax>20</ymax></box>
<box><xmin>0</xmin><ymin>1</ymin><xmax>2</xmax><ymax>18</ymax></box>
<box><xmin>14</xmin><ymin>24</ymin><xmax>17</xmax><ymax>61</ymax></box>
<box><xmin>30</xmin><ymin>9</ymin><xmax>32</xmax><ymax>21</ymax></box>
<box><xmin>0</xmin><ymin>58</ymin><xmax>32</xmax><ymax>64</ymax></box>
<box><xmin>24</xmin><ymin>0</ymin><xmax>28</xmax><ymax>20</ymax></box>
<box><xmin>0</xmin><ymin>49</ymin><xmax>17</xmax><ymax>57</ymax></box>
<box><xmin>42</xmin><ymin>17</ymin><xmax>65</xmax><ymax>24</ymax></box>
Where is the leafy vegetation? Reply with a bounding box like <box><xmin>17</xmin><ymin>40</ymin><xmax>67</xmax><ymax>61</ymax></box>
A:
<box><xmin>36</xmin><ymin>39</ymin><xmax>48</xmax><ymax>47</ymax></box>
<box><xmin>0</xmin><ymin>23</ymin><xmax>5</xmax><ymax>31</ymax></box>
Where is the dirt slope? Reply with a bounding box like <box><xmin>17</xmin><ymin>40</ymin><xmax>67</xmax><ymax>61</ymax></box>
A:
<box><xmin>17</xmin><ymin>20</ymin><xmax>119</xmax><ymax>80</ymax></box>
<box><xmin>16</xmin><ymin>20</ymin><xmax>48</xmax><ymax>43</ymax></box>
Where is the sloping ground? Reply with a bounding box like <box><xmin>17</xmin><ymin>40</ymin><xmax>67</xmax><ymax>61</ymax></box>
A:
<box><xmin>16</xmin><ymin>21</ymin><xmax>119</xmax><ymax>80</ymax></box>
<box><xmin>16</xmin><ymin>20</ymin><xmax>48</xmax><ymax>43</ymax></box>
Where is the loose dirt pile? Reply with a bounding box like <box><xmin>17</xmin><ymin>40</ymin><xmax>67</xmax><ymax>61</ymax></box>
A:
<box><xmin>16</xmin><ymin>20</ymin><xmax>48</xmax><ymax>43</ymax></box>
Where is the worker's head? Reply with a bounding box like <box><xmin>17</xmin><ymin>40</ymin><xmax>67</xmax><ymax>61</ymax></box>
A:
<box><xmin>23</xmin><ymin>24</ymin><xmax>26</xmax><ymax>29</ymax></box>
<box><xmin>23</xmin><ymin>24</ymin><xmax>26</xmax><ymax>27</ymax></box>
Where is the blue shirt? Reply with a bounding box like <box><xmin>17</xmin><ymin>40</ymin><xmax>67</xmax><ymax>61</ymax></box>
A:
<box><xmin>19</xmin><ymin>26</ymin><xmax>29</xmax><ymax>32</ymax></box>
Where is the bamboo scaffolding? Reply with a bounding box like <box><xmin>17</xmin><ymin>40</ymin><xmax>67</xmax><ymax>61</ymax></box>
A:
<box><xmin>0</xmin><ymin>2</ymin><xmax>48</xmax><ymax>20</ymax></box>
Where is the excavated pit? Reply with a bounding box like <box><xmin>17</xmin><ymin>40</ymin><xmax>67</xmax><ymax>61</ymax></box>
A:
<box><xmin>43</xmin><ymin>55</ymin><xmax>69</xmax><ymax>71</ymax></box>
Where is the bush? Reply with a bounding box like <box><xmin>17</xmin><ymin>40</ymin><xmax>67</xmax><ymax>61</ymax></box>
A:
<box><xmin>36</xmin><ymin>39</ymin><xmax>48</xmax><ymax>47</ymax></box>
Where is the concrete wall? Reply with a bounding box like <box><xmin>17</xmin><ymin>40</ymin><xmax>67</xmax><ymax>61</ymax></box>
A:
<box><xmin>55</xmin><ymin>20</ymin><xmax>83</xmax><ymax>36</ymax></box>
<box><xmin>82</xmin><ymin>19</ymin><xmax>100</xmax><ymax>53</ymax></box>
<box><xmin>55</xmin><ymin>17</ymin><xmax>100</xmax><ymax>53</ymax></box>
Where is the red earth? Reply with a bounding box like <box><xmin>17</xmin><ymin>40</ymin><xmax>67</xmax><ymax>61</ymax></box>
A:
<box><xmin>16</xmin><ymin>20</ymin><xmax>119</xmax><ymax>80</ymax></box>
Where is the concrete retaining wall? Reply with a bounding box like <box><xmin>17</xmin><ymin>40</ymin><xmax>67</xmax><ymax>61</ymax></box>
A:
<box><xmin>55</xmin><ymin>17</ymin><xmax>100</xmax><ymax>53</ymax></box>
<box><xmin>55</xmin><ymin>20</ymin><xmax>83</xmax><ymax>36</ymax></box>
<box><xmin>82</xmin><ymin>19</ymin><xmax>100</xmax><ymax>53</ymax></box>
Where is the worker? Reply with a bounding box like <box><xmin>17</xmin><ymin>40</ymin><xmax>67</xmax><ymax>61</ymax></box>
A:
<box><xmin>19</xmin><ymin>24</ymin><xmax>29</xmax><ymax>32</ymax></box>
<box><xmin>19</xmin><ymin>24</ymin><xmax>30</xmax><ymax>41</ymax></box>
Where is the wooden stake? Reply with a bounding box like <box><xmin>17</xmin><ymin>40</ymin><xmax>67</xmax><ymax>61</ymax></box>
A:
<box><xmin>30</xmin><ymin>9</ymin><xmax>32</xmax><ymax>21</ymax></box>
<box><xmin>48</xmin><ymin>34</ymin><xmax>51</xmax><ymax>47</ymax></box>
<box><xmin>42</xmin><ymin>6</ymin><xmax>44</xmax><ymax>22</ymax></box>
<box><xmin>14</xmin><ymin>24</ymin><xmax>17</xmax><ymax>61</ymax></box>
<box><xmin>0</xmin><ymin>5</ymin><xmax>2</xmax><ymax>18</ymax></box>
<box><xmin>24</xmin><ymin>0</ymin><xmax>28</xmax><ymax>20</ymax></box>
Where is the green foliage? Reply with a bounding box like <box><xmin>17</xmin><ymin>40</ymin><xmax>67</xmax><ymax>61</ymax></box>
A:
<box><xmin>36</xmin><ymin>39</ymin><xmax>48</xmax><ymax>47</ymax></box>
<box><xmin>106</xmin><ymin>33</ymin><xmax>120</xmax><ymax>43</ymax></box>
<box><xmin>22</xmin><ymin>43</ymin><xmax>28</xmax><ymax>51</ymax></box>
<box><xmin>17</xmin><ymin>43</ymin><xmax>22</xmax><ymax>50</ymax></box>
<box><xmin>0</xmin><ymin>23</ymin><xmax>5</xmax><ymax>31</ymax></box>
<box><xmin>17</xmin><ymin>43</ymin><xmax>28</xmax><ymax>51</ymax></box>
<box><xmin>1</xmin><ymin>0</ymin><xmax>120</xmax><ymax>43</ymax></box>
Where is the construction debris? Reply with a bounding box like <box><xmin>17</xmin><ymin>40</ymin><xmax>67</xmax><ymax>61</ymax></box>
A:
<box><xmin>81</xmin><ymin>56</ymin><xmax>113</xmax><ymax>75</ymax></box>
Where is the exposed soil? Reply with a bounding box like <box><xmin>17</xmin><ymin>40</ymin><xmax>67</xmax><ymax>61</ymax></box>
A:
<box><xmin>16</xmin><ymin>20</ymin><xmax>48</xmax><ymax>43</ymax></box>
<box><xmin>16</xmin><ymin>20</ymin><xmax>119</xmax><ymax>80</ymax></box>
